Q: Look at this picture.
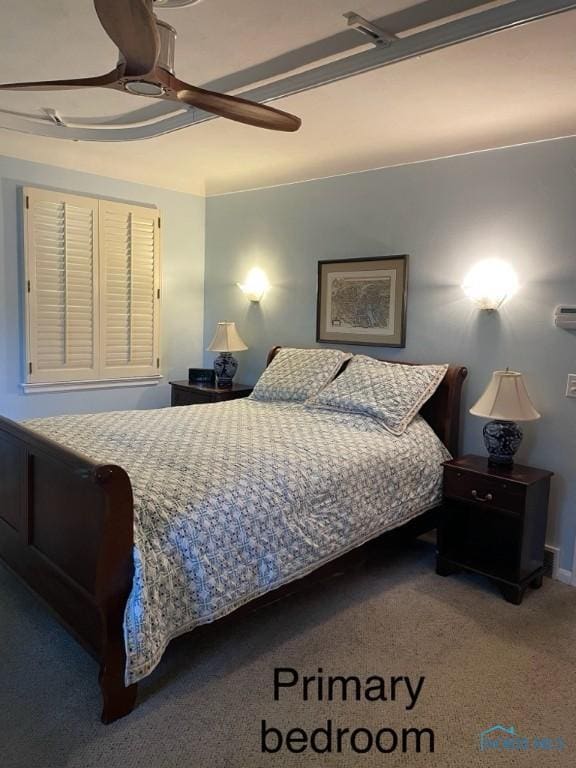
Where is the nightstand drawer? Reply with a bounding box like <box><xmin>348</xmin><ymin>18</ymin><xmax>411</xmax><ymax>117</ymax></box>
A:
<box><xmin>172</xmin><ymin>387</ymin><xmax>196</xmax><ymax>407</ymax></box>
<box><xmin>172</xmin><ymin>387</ymin><xmax>213</xmax><ymax>406</ymax></box>
<box><xmin>444</xmin><ymin>468</ymin><xmax>525</xmax><ymax>514</ymax></box>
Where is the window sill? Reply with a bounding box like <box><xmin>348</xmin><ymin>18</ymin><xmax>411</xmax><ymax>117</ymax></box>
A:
<box><xmin>21</xmin><ymin>376</ymin><xmax>163</xmax><ymax>394</ymax></box>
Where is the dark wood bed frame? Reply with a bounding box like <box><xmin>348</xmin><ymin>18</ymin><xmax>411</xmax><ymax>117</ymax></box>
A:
<box><xmin>0</xmin><ymin>347</ymin><xmax>467</xmax><ymax>723</ymax></box>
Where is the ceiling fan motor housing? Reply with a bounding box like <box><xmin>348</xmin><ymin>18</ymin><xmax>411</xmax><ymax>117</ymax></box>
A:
<box><xmin>119</xmin><ymin>18</ymin><xmax>176</xmax><ymax>96</ymax></box>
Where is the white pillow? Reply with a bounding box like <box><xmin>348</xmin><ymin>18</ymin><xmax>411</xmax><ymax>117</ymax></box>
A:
<box><xmin>250</xmin><ymin>347</ymin><xmax>351</xmax><ymax>403</ymax></box>
<box><xmin>306</xmin><ymin>355</ymin><xmax>448</xmax><ymax>435</ymax></box>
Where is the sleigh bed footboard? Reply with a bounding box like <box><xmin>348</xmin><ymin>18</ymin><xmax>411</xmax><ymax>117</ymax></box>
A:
<box><xmin>0</xmin><ymin>415</ymin><xmax>136</xmax><ymax>723</ymax></box>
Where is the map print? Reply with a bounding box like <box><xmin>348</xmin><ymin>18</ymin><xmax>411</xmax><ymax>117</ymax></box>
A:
<box><xmin>328</xmin><ymin>272</ymin><xmax>394</xmax><ymax>334</ymax></box>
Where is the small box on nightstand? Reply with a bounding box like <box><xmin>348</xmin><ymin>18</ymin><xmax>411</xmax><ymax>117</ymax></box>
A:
<box><xmin>188</xmin><ymin>368</ymin><xmax>216</xmax><ymax>386</ymax></box>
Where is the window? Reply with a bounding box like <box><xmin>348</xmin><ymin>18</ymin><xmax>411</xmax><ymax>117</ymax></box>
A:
<box><xmin>23</xmin><ymin>187</ymin><xmax>161</xmax><ymax>393</ymax></box>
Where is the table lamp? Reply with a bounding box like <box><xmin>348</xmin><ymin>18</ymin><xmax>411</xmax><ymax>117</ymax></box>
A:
<box><xmin>206</xmin><ymin>322</ymin><xmax>248</xmax><ymax>388</ymax></box>
<box><xmin>470</xmin><ymin>369</ymin><xmax>540</xmax><ymax>466</ymax></box>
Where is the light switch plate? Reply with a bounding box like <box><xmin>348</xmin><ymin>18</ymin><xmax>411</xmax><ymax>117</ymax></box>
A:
<box><xmin>566</xmin><ymin>374</ymin><xmax>576</xmax><ymax>398</ymax></box>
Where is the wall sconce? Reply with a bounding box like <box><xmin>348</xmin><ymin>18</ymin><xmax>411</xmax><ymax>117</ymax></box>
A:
<box><xmin>237</xmin><ymin>268</ymin><xmax>269</xmax><ymax>303</ymax></box>
<box><xmin>462</xmin><ymin>259</ymin><xmax>519</xmax><ymax>311</ymax></box>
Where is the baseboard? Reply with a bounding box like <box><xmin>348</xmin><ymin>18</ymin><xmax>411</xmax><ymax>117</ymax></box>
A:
<box><xmin>557</xmin><ymin>568</ymin><xmax>574</xmax><ymax>586</ymax></box>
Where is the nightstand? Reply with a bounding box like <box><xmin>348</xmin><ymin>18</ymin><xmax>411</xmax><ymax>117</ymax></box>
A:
<box><xmin>437</xmin><ymin>455</ymin><xmax>553</xmax><ymax>605</ymax></box>
<box><xmin>170</xmin><ymin>381</ymin><xmax>253</xmax><ymax>407</ymax></box>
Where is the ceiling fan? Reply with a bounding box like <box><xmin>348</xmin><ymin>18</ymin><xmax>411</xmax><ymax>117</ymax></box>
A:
<box><xmin>0</xmin><ymin>0</ymin><xmax>302</xmax><ymax>133</ymax></box>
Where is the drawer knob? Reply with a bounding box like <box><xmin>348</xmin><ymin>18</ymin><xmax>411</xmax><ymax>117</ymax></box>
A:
<box><xmin>471</xmin><ymin>489</ymin><xmax>493</xmax><ymax>502</ymax></box>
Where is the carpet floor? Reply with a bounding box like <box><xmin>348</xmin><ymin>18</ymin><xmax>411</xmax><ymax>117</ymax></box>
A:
<box><xmin>1</xmin><ymin>539</ymin><xmax>575</xmax><ymax>768</ymax></box>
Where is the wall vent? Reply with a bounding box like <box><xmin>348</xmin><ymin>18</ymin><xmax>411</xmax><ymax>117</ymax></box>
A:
<box><xmin>543</xmin><ymin>546</ymin><xmax>558</xmax><ymax>579</ymax></box>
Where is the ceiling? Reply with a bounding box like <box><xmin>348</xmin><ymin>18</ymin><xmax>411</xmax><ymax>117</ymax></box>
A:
<box><xmin>0</xmin><ymin>0</ymin><xmax>575</xmax><ymax>196</ymax></box>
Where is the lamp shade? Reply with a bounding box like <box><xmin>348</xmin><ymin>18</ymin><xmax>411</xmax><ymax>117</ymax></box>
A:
<box><xmin>207</xmin><ymin>322</ymin><xmax>248</xmax><ymax>353</ymax></box>
<box><xmin>470</xmin><ymin>370</ymin><xmax>540</xmax><ymax>422</ymax></box>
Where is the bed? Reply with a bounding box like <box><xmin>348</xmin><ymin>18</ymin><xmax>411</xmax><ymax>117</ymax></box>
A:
<box><xmin>0</xmin><ymin>347</ymin><xmax>467</xmax><ymax>722</ymax></box>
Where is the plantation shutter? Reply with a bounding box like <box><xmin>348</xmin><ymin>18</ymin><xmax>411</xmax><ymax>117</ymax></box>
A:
<box><xmin>99</xmin><ymin>201</ymin><xmax>160</xmax><ymax>379</ymax></box>
<box><xmin>24</xmin><ymin>188</ymin><xmax>99</xmax><ymax>383</ymax></box>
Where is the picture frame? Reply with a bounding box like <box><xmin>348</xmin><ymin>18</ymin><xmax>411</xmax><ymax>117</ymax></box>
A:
<box><xmin>316</xmin><ymin>255</ymin><xmax>408</xmax><ymax>348</ymax></box>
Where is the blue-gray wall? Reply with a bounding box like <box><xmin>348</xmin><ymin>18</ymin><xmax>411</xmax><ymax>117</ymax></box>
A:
<box><xmin>0</xmin><ymin>155</ymin><xmax>205</xmax><ymax>419</ymax></box>
<box><xmin>204</xmin><ymin>137</ymin><xmax>576</xmax><ymax>571</ymax></box>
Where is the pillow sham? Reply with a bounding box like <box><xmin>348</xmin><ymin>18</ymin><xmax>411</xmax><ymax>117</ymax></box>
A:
<box><xmin>306</xmin><ymin>355</ymin><xmax>448</xmax><ymax>435</ymax></box>
<box><xmin>250</xmin><ymin>347</ymin><xmax>351</xmax><ymax>403</ymax></box>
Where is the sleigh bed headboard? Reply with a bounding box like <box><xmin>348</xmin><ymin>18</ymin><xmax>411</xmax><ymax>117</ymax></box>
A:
<box><xmin>266</xmin><ymin>347</ymin><xmax>468</xmax><ymax>457</ymax></box>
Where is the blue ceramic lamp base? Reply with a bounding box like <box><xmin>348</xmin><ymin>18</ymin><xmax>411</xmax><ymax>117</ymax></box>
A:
<box><xmin>483</xmin><ymin>419</ymin><xmax>523</xmax><ymax>466</ymax></box>
<box><xmin>213</xmin><ymin>352</ymin><xmax>238</xmax><ymax>388</ymax></box>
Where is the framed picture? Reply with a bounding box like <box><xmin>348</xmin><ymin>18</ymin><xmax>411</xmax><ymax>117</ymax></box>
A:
<box><xmin>316</xmin><ymin>255</ymin><xmax>408</xmax><ymax>348</ymax></box>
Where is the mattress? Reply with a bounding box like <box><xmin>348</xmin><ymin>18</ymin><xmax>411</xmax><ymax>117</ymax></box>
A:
<box><xmin>24</xmin><ymin>399</ymin><xmax>450</xmax><ymax>684</ymax></box>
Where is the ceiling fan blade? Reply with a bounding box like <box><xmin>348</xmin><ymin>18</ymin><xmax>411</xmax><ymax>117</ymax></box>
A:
<box><xmin>94</xmin><ymin>0</ymin><xmax>160</xmax><ymax>77</ymax></box>
<box><xmin>0</xmin><ymin>68</ymin><xmax>122</xmax><ymax>92</ymax></box>
<box><xmin>176</xmin><ymin>85</ymin><xmax>301</xmax><ymax>132</ymax></box>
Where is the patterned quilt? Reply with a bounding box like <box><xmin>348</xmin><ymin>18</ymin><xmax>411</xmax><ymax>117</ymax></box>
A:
<box><xmin>24</xmin><ymin>400</ymin><xmax>450</xmax><ymax>685</ymax></box>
